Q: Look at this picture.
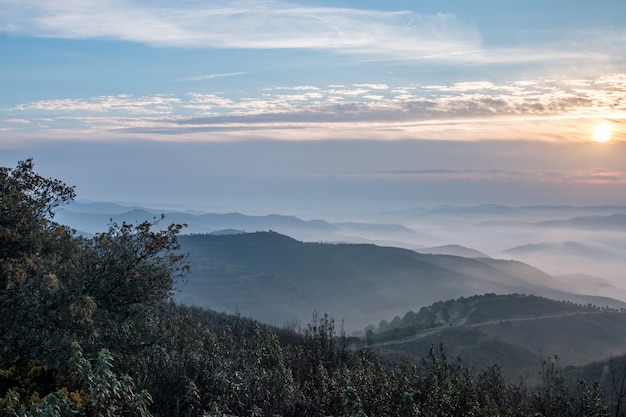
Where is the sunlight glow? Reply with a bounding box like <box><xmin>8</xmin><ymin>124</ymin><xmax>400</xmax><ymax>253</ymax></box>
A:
<box><xmin>593</xmin><ymin>123</ymin><xmax>612</xmax><ymax>143</ymax></box>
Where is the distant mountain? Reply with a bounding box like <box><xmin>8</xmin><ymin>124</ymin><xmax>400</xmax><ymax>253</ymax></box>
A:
<box><xmin>416</xmin><ymin>244</ymin><xmax>489</xmax><ymax>258</ymax></box>
<box><xmin>331</xmin><ymin>221</ymin><xmax>428</xmax><ymax>242</ymax></box>
<box><xmin>380</xmin><ymin>205</ymin><xmax>626</xmax><ymax>232</ymax></box>
<box><xmin>333</xmin><ymin>222</ymin><xmax>417</xmax><ymax>235</ymax></box>
<box><xmin>56</xmin><ymin>201</ymin><xmax>428</xmax><ymax>244</ymax></box>
<box><xmin>210</xmin><ymin>229</ymin><xmax>245</xmax><ymax>235</ymax></box>
<box><xmin>534</xmin><ymin>213</ymin><xmax>626</xmax><ymax>230</ymax></box>
<box><xmin>495</xmin><ymin>241</ymin><xmax>626</xmax><ymax>300</ymax></box>
<box><xmin>176</xmin><ymin>231</ymin><xmax>626</xmax><ymax>331</ymax></box>
<box><xmin>65</xmin><ymin>201</ymin><xmax>145</xmax><ymax>214</ymax></box>
<box><xmin>552</xmin><ymin>273</ymin><xmax>617</xmax><ymax>294</ymax></box>
<box><xmin>429</xmin><ymin>204</ymin><xmax>524</xmax><ymax>217</ymax></box>
<box><xmin>368</xmin><ymin>294</ymin><xmax>626</xmax><ymax>379</ymax></box>
<box><xmin>502</xmin><ymin>241</ymin><xmax>620</xmax><ymax>261</ymax></box>
<box><xmin>404</xmin><ymin>204</ymin><xmax>626</xmax><ymax>219</ymax></box>
<box><xmin>56</xmin><ymin>204</ymin><xmax>339</xmax><ymax>238</ymax></box>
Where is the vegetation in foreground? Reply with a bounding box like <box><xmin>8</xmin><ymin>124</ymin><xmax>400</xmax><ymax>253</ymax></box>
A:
<box><xmin>1</xmin><ymin>159</ymin><xmax>624</xmax><ymax>416</ymax></box>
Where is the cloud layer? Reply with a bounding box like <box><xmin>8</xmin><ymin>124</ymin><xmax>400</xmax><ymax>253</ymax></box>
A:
<box><xmin>4</xmin><ymin>74</ymin><xmax>625</xmax><ymax>142</ymax></box>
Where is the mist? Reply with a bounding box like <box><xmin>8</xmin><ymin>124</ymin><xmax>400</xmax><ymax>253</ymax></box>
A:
<box><xmin>351</xmin><ymin>206</ymin><xmax>626</xmax><ymax>301</ymax></box>
<box><xmin>4</xmin><ymin>138</ymin><xmax>626</xmax><ymax>307</ymax></box>
<box><xmin>2</xmin><ymin>138</ymin><xmax>626</xmax><ymax>216</ymax></box>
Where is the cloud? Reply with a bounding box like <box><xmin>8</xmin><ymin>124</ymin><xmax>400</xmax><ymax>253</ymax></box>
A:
<box><xmin>0</xmin><ymin>0</ymin><xmax>480</xmax><ymax>59</ymax></box>
<box><xmin>272</xmin><ymin>86</ymin><xmax>321</xmax><ymax>91</ymax></box>
<box><xmin>175</xmin><ymin>72</ymin><xmax>247</xmax><ymax>82</ymax></box>
<box><xmin>4</xmin><ymin>74</ymin><xmax>625</xmax><ymax>143</ymax></box>
<box><xmin>353</xmin><ymin>84</ymin><xmax>389</xmax><ymax>90</ymax></box>
<box><xmin>13</xmin><ymin>94</ymin><xmax>181</xmax><ymax>114</ymax></box>
<box><xmin>1</xmin><ymin>0</ymin><xmax>623</xmax><ymax>78</ymax></box>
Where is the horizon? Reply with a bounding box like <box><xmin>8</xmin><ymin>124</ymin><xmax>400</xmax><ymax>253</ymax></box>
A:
<box><xmin>1</xmin><ymin>1</ymin><xmax>626</xmax><ymax>213</ymax></box>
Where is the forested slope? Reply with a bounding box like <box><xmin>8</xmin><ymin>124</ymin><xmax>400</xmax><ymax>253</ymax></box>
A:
<box><xmin>368</xmin><ymin>294</ymin><xmax>626</xmax><ymax>379</ymax></box>
<box><xmin>1</xmin><ymin>160</ymin><xmax>624</xmax><ymax>417</ymax></box>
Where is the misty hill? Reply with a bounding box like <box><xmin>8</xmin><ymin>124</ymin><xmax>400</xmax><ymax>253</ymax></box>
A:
<box><xmin>176</xmin><ymin>231</ymin><xmax>626</xmax><ymax>331</ymax></box>
<box><xmin>57</xmin><ymin>202</ymin><xmax>339</xmax><ymax>239</ymax></box>
<box><xmin>332</xmin><ymin>221</ymin><xmax>419</xmax><ymax>236</ymax></box>
<box><xmin>496</xmin><ymin>242</ymin><xmax>626</xmax><ymax>300</ymax></box>
<box><xmin>60</xmin><ymin>201</ymin><xmax>146</xmax><ymax>214</ymax></box>
<box><xmin>469</xmin><ymin>211</ymin><xmax>626</xmax><ymax>231</ymax></box>
<box><xmin>383</xmin><ymin>204</ymin><xmax>626</xmax><ymax>222</ymax></box>
<box><xmin>424</xmin><ymin>204</ymin><xmax>626</xmax><ymax>218</ymax></box>
<box><xmin>502</xmin><ymin>241</ymin><xmax>621</xmax><ymax>261</ymax></box>
<box><xmin>416</xmin><ymin>244</ymin><xmax>489</xmax><ymax>258</ymax></box>
<box><xmin>534</xmin><ymin>213</ymin><xmax>626</xmax><ymax>230</ymax></box>
<box><xmin>56</xmin><ymin>201</ymin><xmax>426</xmax><ymax>244</ymax></box>
<box><xmin>369</xmin><ymin>294</ymin><xmax>626</xmax><ymax>379</ymax></box>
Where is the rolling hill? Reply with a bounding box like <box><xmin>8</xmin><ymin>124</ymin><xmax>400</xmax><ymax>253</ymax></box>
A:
<box><xmin>367</xmin><ymin>294</ymin><xmax>626</xmax><ymax>379</ymax></box>
<box><xmin>415</xmin><ymin>244</ymin><xmax>489</xmax><ymax>258</ymax></box>
<box><xmin>534</xmin><ymin>213</ymin><xmax>626</xmax><ymax>230</ymax></box>
<box><xmin>176</xmin><ymin>231</ymin><xmax>626</xmax><ymax>331</ymax></box>
<box><xmin>55</xmin><ymin>201</ymin><xmax>427</xmax><ymax>244</ymax></box>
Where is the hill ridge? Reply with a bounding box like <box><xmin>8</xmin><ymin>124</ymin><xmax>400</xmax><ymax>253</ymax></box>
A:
<box><xmin>176</xmin><ymin>231</ymin><xmax>626</xmax><ymax>330</ymax></box>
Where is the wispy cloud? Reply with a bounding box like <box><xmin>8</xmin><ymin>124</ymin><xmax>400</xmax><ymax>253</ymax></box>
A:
<box><xmin>175</xmin><ymin>72</ymin><xmax>247</xmax><ymax>82</ymax></box>
<box><xmin>0</xmin><ymin>1</ymin><xmax>477</xmax><ymax>57</ymax></box>
<box><xmin>3</xmin><ymin>1</ymin><xmax>618</xmax><ymax>67</ymax></box>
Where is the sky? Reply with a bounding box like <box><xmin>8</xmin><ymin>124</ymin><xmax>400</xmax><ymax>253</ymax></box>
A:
<box><xmin>1</xmin><ymin>0</ymin><xmax>626</xmax><ymax>216</ymax></box>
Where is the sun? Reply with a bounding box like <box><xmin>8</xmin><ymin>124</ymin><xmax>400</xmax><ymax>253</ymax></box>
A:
<box><xmin>593</xmin><ymin>123</ymin><xmax>612</xmax><ymax>143</ymax></box>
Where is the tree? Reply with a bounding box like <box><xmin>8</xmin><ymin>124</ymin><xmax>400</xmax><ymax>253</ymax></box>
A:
<box><xmin>0</xmin><ymin>159</ymin><xmax>188</xmax><ymax>367</ymax></box>
<box><xmin>75</xmin><ymin>218</ymin><xmax>189</xmax><ymax>359</ymax></box>
<box><xmin>0</xmin><ymin>159</ymin><xmax>78</xmax><ymax>364</ymax></box>
<box><xmin>0</xmin><ymin>158</ymin><xmax>75</xmax><ymax>260</ymax></box>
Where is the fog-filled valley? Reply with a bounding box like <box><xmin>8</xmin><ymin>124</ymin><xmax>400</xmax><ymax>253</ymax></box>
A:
<box><xmin>3</xmin><ymin>0</ymin><xmax>626</xmax><ymax>414</ymax></box>
<box><xmin>58</xmin><ymin>200</ymin><xmax>626</xmax><ymax>306</ymax></box>
<box><xmin>55</xmin><ymin>200</ymin><xmax>626</xmax><ymax>372</ymax></box>
<box><xmin>5</xmin><ymin>160</ymin><xmax>626</xmax><ymax>416</ymax></box>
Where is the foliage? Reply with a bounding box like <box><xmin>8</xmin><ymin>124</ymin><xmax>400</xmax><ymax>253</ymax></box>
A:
<box><xmin>0</xmin><ymin>342</ymin><xmax>151</xmax><ymax>417</ymax></box>
<box><xmin>0</xmin><ymin>159</ymin><xmax>622</xmax><ymax>416</ymax></box>
<box><xmin>0</xmin><ymin>159</ymin><xmax>79</xmax><ymax>363</ymax></box>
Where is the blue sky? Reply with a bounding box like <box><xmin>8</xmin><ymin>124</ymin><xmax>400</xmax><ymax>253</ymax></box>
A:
<box><xmin>1</xmin><ymin>0</ymin><xmax>626</xmax><ymax>215</ymax></box>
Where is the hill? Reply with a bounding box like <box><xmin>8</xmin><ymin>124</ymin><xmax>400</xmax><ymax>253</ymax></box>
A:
<box><xmin>415</xmin><ymin>244</ymin><xmax>489</xmax><ymax>258</ymax></box>
<box><xmin>368</xmin><ymin>294</ymin><xmax>626</xmax><ymax>379</ymax></box>
<box><xmin>55</xmin><ymin>201</ymin><xmax>427</xmax><ymax>244</ymax></box>
<box><xmin>534</xmin><ymin>213</ymin><xmax>626</xmax><ymax>230</ymax></box>
<box><xmin>176</xmin><ymin>232</ymin><xmax>626</xmax><ymax>331</ymax></box>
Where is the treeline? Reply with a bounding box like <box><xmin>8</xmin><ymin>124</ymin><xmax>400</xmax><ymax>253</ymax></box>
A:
<box><xmin>0</xmin><ymin>159</ymin><xmax>621</xmax><ymax>416</ymax></box>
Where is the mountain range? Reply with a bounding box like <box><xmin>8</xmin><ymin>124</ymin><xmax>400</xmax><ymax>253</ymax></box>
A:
<box><xmin>55</xmin><ymin>201</ymin><xmax>626</xmax><ymax>329</ymax></box>
<box><xmin>176</xmin><ymin>231</ymin><xmax>626</xmax><ymax>331</ymax></box>
<box><xmin>53</xmin><ymin>201</ymin><xmax>626</xmax><ymax>380</ymax></box>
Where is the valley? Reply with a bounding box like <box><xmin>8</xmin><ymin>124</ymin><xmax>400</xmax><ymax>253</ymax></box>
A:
<box><xmin>56</xmin><ymin>200</ymin><xmax>626</xmax><ymax>380</ymax></box>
